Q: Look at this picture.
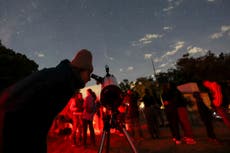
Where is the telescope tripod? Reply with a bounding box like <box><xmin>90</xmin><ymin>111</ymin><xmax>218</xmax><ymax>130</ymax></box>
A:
<box><xmin>98</xmin><ymin>111</ymin><xmax>138</xmax><ymax>153</ymax></box>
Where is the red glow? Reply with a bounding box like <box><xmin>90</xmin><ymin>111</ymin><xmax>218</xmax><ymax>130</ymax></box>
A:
<box><xmin>203</xmin><ymin>81</ymin><xmax>222</xmax><ymax>107</ymax></box>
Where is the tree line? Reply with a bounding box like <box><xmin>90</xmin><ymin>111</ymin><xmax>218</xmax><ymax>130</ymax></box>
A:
<box><xmin>1</xmin><ymin>40</ymin><xmax>229</xmax><ymax>97</ymax></box>
<box><xmin>156</xmin><ymin>51</ymin><xmax>230</xmax><ymax>85</ymax></box>
<box><xmin>0</xmin><ymin>41</ymin><xmax>38</xmax><ymax>92</ymax></box>
<box><xmin>119</xmin><ymin>51</ymin><xmax>230</xmax><ymax>102</ymax></box>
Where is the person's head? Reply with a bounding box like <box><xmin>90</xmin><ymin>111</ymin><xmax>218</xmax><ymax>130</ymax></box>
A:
<box><xmin>87</xmin><ymin>88</ymin><xmax>92</xmax><ymax>95</ymax></box>
<box><xmin>77</xmin><ymin>92</ymin><xmax>83</xmax><ymax>99</ymax></box>
<box><xmin>105</xmin><ymin>64</ymin><xmax>109</xmax><ymax>71</ymax></box>
<box><xmin>87</xmin><ymin>88</ymin><xmax>96</xmax><ymax>99</ymax></box>
<box><xmin>71</xmin><ymin>49</ymin><xmax>93</xmax><ymax>83</ymax></box>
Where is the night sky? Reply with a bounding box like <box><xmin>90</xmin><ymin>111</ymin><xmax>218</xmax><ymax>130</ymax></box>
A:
<box><xmin>0</xmin><ymin>0</ymin><xmax>230</xmax><ymax>86</ymax></box>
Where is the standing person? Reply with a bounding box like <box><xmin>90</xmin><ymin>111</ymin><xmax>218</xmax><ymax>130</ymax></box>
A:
<box><xmin>161</xmin><ymin>83</ymin><xmax>181</xmax><ymax>144</ymax></box>
<box><xmin>125</xmin><ymin>89</ymin><xmax>143</xmax><ymax>140</ymax></box>
<box><xmin>101</xmin><ymin>65</ymin><xmax>118</xmax><ymax>89</ymax></box>
<box><xmin>69</xmin><ymin>92</ymin><xmax>84</xmax><ymax>146</ymax></box>
<box><xmin>162</xmin><ymin>82</ymin><xmax>196</xmax><ymax>144</ymax></box>
<box><xmin>142</xmin><ymin>88</ymin><xmax>160</xmax><ymax>139</ymax></box>
<box><xmin>174</xmin><ymin>83</ymin><xmax>196</xmax><ymax>144</ymax></box>
<box><xmin>152</xmin><ymin>90</ymin><xmax>165</xmax><ymax>127</ymax></box>
<box><xmin>82</xmin><ymin>88</ymin><xmax>97</xmax><ymax>147</ymax></box>
<box><xmin>91</xmin><ymin>64</ymin><xmax>118</xmax><ymax>89</ymax></box>
<box><xmin>0</xmin><ymin>49</ymin><xmax>93</xmax><ymax>153</ymax></box>
<box><xmin>203</xmin><ymin>80</ymin><xmax>230</xmax><ymax>129</ymax></box>
<box><xmin>193</xmin><ymin>92</ymin><xmax>218</xmax><ymax>141</ymax></box>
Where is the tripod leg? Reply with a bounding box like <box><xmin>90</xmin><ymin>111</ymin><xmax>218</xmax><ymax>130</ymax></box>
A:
<box><xmin>98</xmin><ymin>131</ymin><xmax>107</xmax><ymax>153</ymax></box>
<box><xmin>105</xmin><ymin>130</ymin><xmax>111</xmax><ymax>153</ymax></box>
<box><xmin>122</xmin><ymin>128</ymin><xmax>138</xmax><ymax>153</ymax></box>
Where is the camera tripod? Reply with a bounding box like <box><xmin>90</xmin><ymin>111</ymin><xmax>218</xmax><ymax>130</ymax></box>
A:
<box><xmin>98</xmin><ymin>110</ymin><xmax>138</xmax><ymax>153</ymax></box>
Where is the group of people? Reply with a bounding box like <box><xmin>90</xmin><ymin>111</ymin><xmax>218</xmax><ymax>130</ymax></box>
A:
<box><xmin>118</xmin><ymin>80</ymin><xmax>230</xmax><ymax>146</ymax></box>
<box><xmin>161</xmin><ymin>81</ymin><xmax>230</xmax><ymax>145</ymax></box>
<box><xmin>69</xmin><ymin>89</ymin><xmax>98</xmax><ymax>147</ymax></box>
<box><xmin>0</xmin><ymin>48</ymin><xmax>229</xmax><ymax>153</ymax></box>
<box><xmin>122</xmin><ymin>85</ymin><xmax>196</xmax><ymax>144</ymax></box>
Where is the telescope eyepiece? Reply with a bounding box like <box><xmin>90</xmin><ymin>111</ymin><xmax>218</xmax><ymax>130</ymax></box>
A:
<box><xmin>91</xmin><ymin>73</ymin><xmax>103</xmax><ymax>83</ymax></box>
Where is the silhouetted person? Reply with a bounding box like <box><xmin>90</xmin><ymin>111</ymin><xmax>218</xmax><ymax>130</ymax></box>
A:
<box><xmin>193</xmin><ymin>92</ymin><xmax>218</xmax><ymax>141</ymax></box>
<box><xmin>0</xmin><ymin>49</ymin><xmax>93</xmax><ymax>153</ymax></box>
<box><xmin>101</xmin><ymin>65</ymin><xmax>118</xmax><ymax>89</ymax></box>
<box><xmin>152</xmin><ymin>89</ymin><xmax>165</xmax><ymax>127</ymax></box>
<box><xmin>82</xmin><ymin>88</ymin><xmax>97</xmax><ymax>147</ymax></box>
<box><xmin>174</xmin><ymin>84</ymin><xmax>196</xmax><ymax>144</ymax></box>
<box><xmin>162</xmin><ymin>82</ymin><xmax>196</xmax><ymax>144</ymax></box>
<box><xmin>162</xmin><ymin>83</ymin><xmax>181</xmax><ymax>144</ymax></box>
<box><xmin>125</xmin><ymin>89</ymin><xmax>143</xmax><ymax>139</ymax></box>
<box><xmin>70</xmin><ymin>92</ymin><xmax>84</xmax><ymax>146</ymax></box>
<box><xmin>203</xmin><ymin>80</ymin><xmax>230</xmax><ymax>129</ymax></box>
<box><xmin>142</xmin><ymin>88</ymin><xmax>160</xmax><ymax>139</ymax></box>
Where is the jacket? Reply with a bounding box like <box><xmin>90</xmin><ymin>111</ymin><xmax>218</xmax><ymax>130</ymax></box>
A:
<box><xmin>0</xmin><ymin>60</ymin><xmax>85</xmax><ymax>153</ymax></box>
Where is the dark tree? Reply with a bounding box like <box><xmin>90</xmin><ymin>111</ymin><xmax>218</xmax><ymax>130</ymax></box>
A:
<box><xmin>0</xmin><ymin>41</ymin><xmax>38</xmax><ymax>92</ymax></box>
<box><xmin>119</xmin><ymin>79</ymin><xmax>131</xmax><ymax>93</ymax></box>
<box><xmin>157</xmin><ymin>51</ymin><xmax>230</xmax><ymax>85</ymax></box>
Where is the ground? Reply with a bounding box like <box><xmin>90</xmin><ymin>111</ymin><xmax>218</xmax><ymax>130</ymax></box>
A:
<box><xmin>47</xmin><ymin>120</ymin><xmax>230</xmax><ymax>153</ymax></box>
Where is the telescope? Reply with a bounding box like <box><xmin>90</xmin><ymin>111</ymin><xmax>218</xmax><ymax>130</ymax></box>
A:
<box><xmin>91</xmin><ymin>73</ymin><xmax>123</xmax><ymax>110</ymax></box>
<box><xmin>91</xmin><ymin>73</ymin><xmax>103</xmax><ymax>84</ymax></box>
<box><xmin>91</xmin><ymin>73</ymin><xmax>138</xmax><ymax>153</ymax></box>
<box><xmin>100</xmin><ymin>84</ymin><xmax>123</xmax><ymax>110</ymax></box>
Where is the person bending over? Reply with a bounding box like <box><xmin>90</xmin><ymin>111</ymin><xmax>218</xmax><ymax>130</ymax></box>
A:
<box><xmin>0</xmin><ymin>49</ymin><xmax>94</xmax><ymax>153</ymax></box>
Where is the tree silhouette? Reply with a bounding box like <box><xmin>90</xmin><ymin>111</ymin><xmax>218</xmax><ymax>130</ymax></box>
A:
<box><xmin>157</xmin><ymin>51</ymin><xmax>230</xmax><ymax>85</ymax></box>
<box><xmin>0</xmin><ymin>41</ymin><xmax>38</xmax><ymax>92</ymax></box>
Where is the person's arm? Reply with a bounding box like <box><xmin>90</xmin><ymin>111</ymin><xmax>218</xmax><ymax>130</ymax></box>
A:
<box><xmin>69</xmin><ymin>98</ymin><xmax>77</xmax><ymax>112</ymax></box>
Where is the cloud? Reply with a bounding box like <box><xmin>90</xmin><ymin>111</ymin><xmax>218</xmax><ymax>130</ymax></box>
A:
<box><xmin>207</xmin><ymin>0</ymin><xmax>216</xmax><ymax>2</ymax></box>
<box><xmin>163</xmin><ymin>6</ymin><xmax>174</xmax><ymax>12</ymax></box>
<box><xmin>119</xmin><ymin>66</ymin><xmax>134</xmax><ymax>73</ymax></box>
<box><xmin>131</xmin><ymin>33</ymin><xmax>163</xmax><ymax>46</ymax></box>
<box><xmin>221</xmin><ymin>25</ymin><xmax>230</xmax><ymax>32</ymax></box>
<box><xmin>143</xmin><ymin>41</ymin><xmax>185</xmax><ymax>73</ymax></box>
<box><xmin>144</xmin><ymin>41</ymin><xmax>185</xmax><ymax>68</ymax></box>
<box><xmin>210</xmin><ymin>33</ymin><xmax>223</xmax><ymax>39</ymax></box>
<box><xmin>157</xmin><ymin>61</ymin><xmax>175</xmax><ymax>73</ymax></box>
<box><xmin>38</xmin><ymin>53</ymin><xmax>45</xmax><ymax>57</ymax></box>
<box><xmin>163</xmin><ymin>26</ymin><xmax>173</xmax><ymax>31</ymax></box>
<box><xmin>210</xmin><ymin>25</ymin><xmax>230</xmax><ymax>39</ymax></box>
<box><xmin>174</xmin><ymin>41</ymin><xmax>185</xmax><ymax>51</ymax></box>
<box><xmin>163</xmin><ymin>0</ymin><xmax>183</xmax><ymax>13</ymax></box>
<box><xmin>156</xmin><ymin>69</ymin><xmax>162</xmax><ymax>73</ymax></box>
<box><xmin>139</xmin><ymin>33</ymin><xmax>163</xmax><ymax>43</ymax></box>
<box><xmin>154</xmin><ymin>57</ymin><xmax>163</xmax><ymax>63</ymax></box>
<box><xmin>165</xmin><ymin>41</ymin><xmax>185</xmax><ymax>56</ymax></box>
<box><xmin>35</xmin><ymin>52</ymin><xmax>45</xmax><ymax>58</ymax></box>
<box><xmin>127</xmin><ymin>66</ymin><xmax>134</xmax><ymax>71</ymax></box>
<box><xmin>144</xmin><ymin>54</ymin><xmax>152</xmax><ymax>59</ymax></box>
<box><xmin>159</xmin><ymin>63</ymin><xmax>167</xmax><ymax>68</ymax></box>
<box><xmin>187</xmin><ymin>46</ymin><xmax>208</xmax><ymax>55</ymax></box>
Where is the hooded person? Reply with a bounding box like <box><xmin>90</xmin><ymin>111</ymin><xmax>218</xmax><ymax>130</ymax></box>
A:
<box><xmin>0</xmin><ymin>49</ymin><xmax>93</xmax><ymax>153</ymax></box>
